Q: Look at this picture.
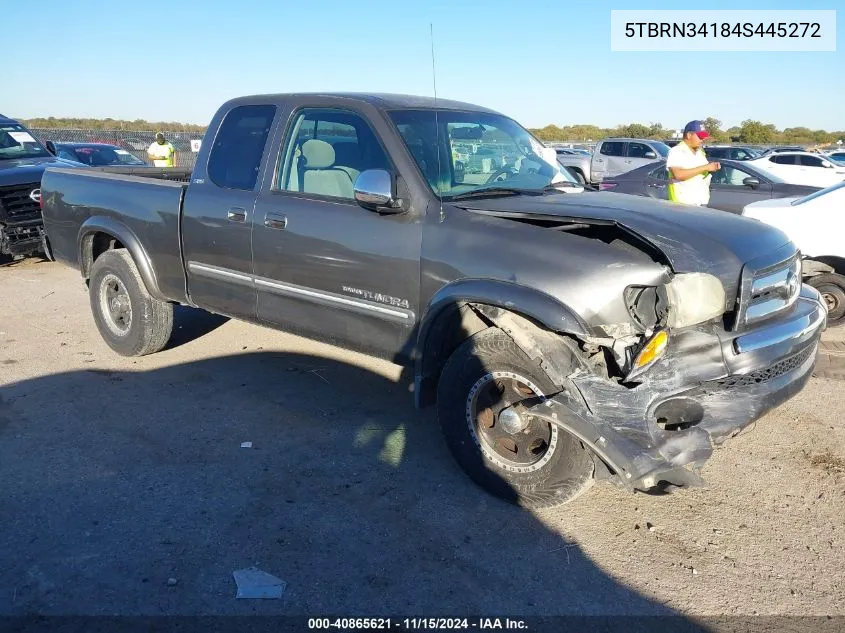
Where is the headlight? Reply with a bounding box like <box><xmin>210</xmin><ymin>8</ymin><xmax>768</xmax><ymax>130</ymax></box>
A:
<box><xmin>664</xmin><ymin>273</ymin><xmax>726</xmax><ymax>328</ymax></box>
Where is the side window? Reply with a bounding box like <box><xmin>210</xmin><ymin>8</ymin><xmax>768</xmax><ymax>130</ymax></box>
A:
<box><xmin>649</xmin><ymin>166</ymin><xmax>669</xmax><ymax>181</ymax></box>
<box><xmin>277</xmin><ymin>108</ymin><xmax>391</xmax><ymax>200</ymax></box>
<box><xmin>713</xmin><ymin>165</ymin><xmax>751</xmax><ymax>186</ymax></box>
<box><xmin>799</xmin><ymin>155</ymin><xmax>824</xmax><ymax>167</ymax></box>
<box><xmin>207</xmin><ymin>104</ymin><xmax>276</xmax><ymax>191</ymax></box>
<box><xmin>600</xmin><ymin>141</ymin><xmax>625</xmax><ymax>157</ymax></box>
<box><xmin>626</xmin><ymin>142</ymin><xmax>652</xmax><ymax>158</ymax></box>
<box><xmin>58</xmin><ymin>149</ymin><xmax>77</xmax><ymax>162</ymax></box>
<box><xmin>770</xmin><ymin>155</ymin><xmax>795</xmax><ymax>165</ymax></box>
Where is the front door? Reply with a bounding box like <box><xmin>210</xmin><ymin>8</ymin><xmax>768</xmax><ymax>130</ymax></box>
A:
<box><xmin>708</xmin><ymin>164</ymin><xmax>772</xmax><ymax>213</ymax></box>
<box><xmin>182</xmin><ymin>103</ymin><xmax>278</xmax><ymax>320</ymax></box>
<box><xmin>592</xmin><ymin>140</ymin><xmax>626</xmax><ymax>181</ymax></box>
<box><xmin>251</xmin><ymin>106</ymin><xmax>422</xmax><ymax>361</ymax></box>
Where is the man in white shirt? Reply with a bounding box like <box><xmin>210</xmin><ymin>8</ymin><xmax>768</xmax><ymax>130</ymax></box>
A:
<box><xmin>666</xmin><ymin>121</ymin><xmax>721</xmax><ymax>206</ymax></box>
<box><xmin>147</xmin><ymin>133</ymin><xmax>176</xmax><ymax>167</ymax></box>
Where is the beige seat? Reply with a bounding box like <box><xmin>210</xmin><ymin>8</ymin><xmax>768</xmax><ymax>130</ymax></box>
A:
<box><xmin>301</xmin><ymin>139</ymin><xmax>355</xmax><ymax>199</ymax></box>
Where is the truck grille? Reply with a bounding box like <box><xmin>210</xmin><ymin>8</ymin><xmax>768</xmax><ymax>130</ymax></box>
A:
<box><xmin>0</xmin><ymin>182</ymin><xmax>42</xmax><ymax>224</ymax></box>
<box><xmin>711</xmin><ymin>343</ymin><xmax>815</xmax><ymax>389</ymax></box>
<box><xmin>734</xmin><ymin>254</ymin><xmax>802</xmax><ymax>330</ymax></box>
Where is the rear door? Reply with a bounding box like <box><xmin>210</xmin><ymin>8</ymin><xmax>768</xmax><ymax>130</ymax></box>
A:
<box><xmin>592</xmin><ymin>141</ymin><xmax>625</xmax><ymax>181</ymax></box>
<box><xmin>708</xmin><ymin>163</ymin><xmax>772</xmax><ymax>213</ymax></box>
<box><xmin>765</xmin><ymin>153</ymin><xmax>800</xmax><ymax>182</ymax></box>
<box><xmin>181</xmin><ymin>103</ymin><xmax>279</xmax><ymax>320</ymax></box>
<box><xmin>624</xmin><ymin>141</ymin><xmax>659</xmax><ymax>174</ymax></box>
<box><xmin>251</xmin><ymin>104</ymin><xmax>422</xmax><ymax>361</ymax></box>
<box><xmin>642</xmin><ymin>164</ymin><xmax>670</xmax><ymax>200</ymax></box>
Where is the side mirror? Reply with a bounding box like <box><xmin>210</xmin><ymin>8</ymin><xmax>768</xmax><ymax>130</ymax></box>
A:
<box><xmin>353</xmin><ymin>169</ymin><xmax>404</xmax><ymax>214</ymax></box>
<box><xmin>822</xmin><ymin>161</ymin><xmax>834</xmax><ymax>168</ymax></box>
<box><xmin>743</xmin><ymin>177</ymin><xmax>760</xmax><ymax>188</ymax></box>
<box><xmin>45</xmin><ymin>141</ymin><xmax>56</xmax><ymax>155</ymax></box>
<box><xmin>644</xmin><ymin>151</ymin><xmax>657</xmax><ymax>159</ymax></box>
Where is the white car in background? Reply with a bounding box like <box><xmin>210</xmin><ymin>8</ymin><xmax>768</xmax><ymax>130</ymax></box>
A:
<box><xmin>743</xmin><ymin>181</ymin><xmax>845</xmax><ymax>325</ymax></box>
<box><xmin>747</xmin><ymin>151</ymin><xmax>845</xmax><ymax>188</ymax></box>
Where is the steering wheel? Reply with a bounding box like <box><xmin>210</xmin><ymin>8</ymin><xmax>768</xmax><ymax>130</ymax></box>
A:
<box><xmin>485</xmin><ymin>167</ymin><xmax>518</xmax><ymax>184</ymax></box>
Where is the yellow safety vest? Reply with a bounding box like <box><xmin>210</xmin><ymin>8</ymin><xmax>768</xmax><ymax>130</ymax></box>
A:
<box><xmin>148</xmin><ymin>141</ymin><xmax>175</xmax><ymax>167</ymax></box>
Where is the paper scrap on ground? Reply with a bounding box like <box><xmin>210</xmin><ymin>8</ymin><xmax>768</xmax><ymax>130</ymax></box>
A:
<box><xmin>240</xmin><ymin>441</ymin><xmax>252</xmax><ymax>449</ymax></box>
<box><xmin>233</xmin><ymin>567</ymin><xmax>286</xmax><ymax>599</ymax></box>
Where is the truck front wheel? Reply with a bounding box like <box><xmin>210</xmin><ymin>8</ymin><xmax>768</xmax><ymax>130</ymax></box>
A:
<box><xmin>807</xmin><ymin>273</ymin><xmax>845</xmax><ymax>326</ymax></box>
<box><xmin>88</xmin><ymin>249</ymin><xmax>174</xmax><ymax>356</ymax></box>
<box><xmin>437</xmin><ymin>329</ymin><xmax>594</xmax><ymax>508</ymax></box>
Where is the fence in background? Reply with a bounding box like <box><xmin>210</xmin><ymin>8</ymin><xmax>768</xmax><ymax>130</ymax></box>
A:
<box><xmin>29</xmin><ymin>128</ymin><xmax>204</xmax><ymax>168</ymax></box>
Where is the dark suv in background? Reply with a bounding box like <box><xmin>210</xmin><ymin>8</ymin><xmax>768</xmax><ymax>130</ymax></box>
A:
<box><xmin>703</xmin><ymin>146</ymin><xmax>761</xmax><ymax>161</ymax></box>
<box><xmin>0</xmin><ymin>114</ymin><xmax>82</xmax><ymax>259</ymax></box>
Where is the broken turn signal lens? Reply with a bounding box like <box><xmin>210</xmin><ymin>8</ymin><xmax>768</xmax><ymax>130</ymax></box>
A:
<box><xmin>627</xmin><ymin>330</ymin><xmax>669</xmax><ymax>381</ymax></box>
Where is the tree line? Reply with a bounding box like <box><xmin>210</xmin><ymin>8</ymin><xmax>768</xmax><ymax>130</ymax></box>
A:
<box><xmin>20</xmin><ymin>117</ymin><xmax>207</xmax><ymax>134</ymax></box>
<box><xmin>19</xmin><ymin>116</ymin><xmax>844</xmax><ymax>146</ymax></box>
<box><xmin>528</xmin><ymin>117</ymin><xmax>844</xmax><ymax>145</ymax></box>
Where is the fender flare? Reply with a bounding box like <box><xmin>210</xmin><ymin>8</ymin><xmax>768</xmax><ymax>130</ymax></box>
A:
<box><xmin>413</xmin><ymin>278</ymin><xmax>591</xmax><ymax>407</ymax></box>
<box><xmin>77</xmin><ymin>216</ymin><xmax>167</xmax><ymax>301</ymax></box>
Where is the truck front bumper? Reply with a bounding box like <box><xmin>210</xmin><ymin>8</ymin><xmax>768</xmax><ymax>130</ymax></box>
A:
<box><xmin>527</xmin><ymin>285</ymin><xmax>827</xmax><ymax>492</ymax></box>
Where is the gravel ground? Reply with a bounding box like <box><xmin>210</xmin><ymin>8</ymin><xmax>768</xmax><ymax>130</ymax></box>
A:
<box><xmin>1</xmin><ymin>258</ymin><xmax>844</xmax><ymax>619</ymax></box>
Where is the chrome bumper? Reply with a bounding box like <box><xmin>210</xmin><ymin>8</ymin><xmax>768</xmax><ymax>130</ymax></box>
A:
<box><xmin>734</xmin><ymin>285</ymin><xmax>827</xmax><ymax>354</ymax></box>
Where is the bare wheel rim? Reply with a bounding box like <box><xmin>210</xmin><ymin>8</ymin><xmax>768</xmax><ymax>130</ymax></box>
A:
<box><xmin>822</xmin><ymin>291</ymin><xmax>838</xmax><ymax>312</ymax></box>
<box><xmin>99</xmin><ymin>273</ymin><xmax>132</xmax><ymax>337</ymax></box>
<box><xmin>465</xmin><ymin>371</ymin><xmax>558</xmax><ymax>474</ymax></box>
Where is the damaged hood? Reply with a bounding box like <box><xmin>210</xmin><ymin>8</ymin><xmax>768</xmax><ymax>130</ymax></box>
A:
<box><xmin>456</xmin><ymin>191</ymin><xmax>795</xmax><ymax>301</ymax></box>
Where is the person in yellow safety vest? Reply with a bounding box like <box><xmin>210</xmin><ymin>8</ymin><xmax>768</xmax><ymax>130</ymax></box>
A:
<box><xmin>666</xmin><ymin>120</ymin><xmax>721</xmax><ymax>206</ymax></box>
<box><xmin>147</xmin><ymin>132</ymin><xmax>176</xmax><ymax>167</ymax></box>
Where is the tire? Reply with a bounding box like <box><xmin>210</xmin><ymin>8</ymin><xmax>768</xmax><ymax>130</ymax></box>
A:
<box><xmin>88</xmin><ymin>249</ymin><xmax>174</xmax><ymax>356</ymax></box>
<box><xmin>437</xmin><ymin>329</ymin><xmax>594</xmax><ymax>508</ymax></box>
<box><xmin>807</xmin><ymin>273</ymin><xmax>845</xmax><ymax>327</ymax></box>
<box><xmin>570</xmin><ymin>169</ymin><xmax>587</xmax><ymax>185</ymax></box>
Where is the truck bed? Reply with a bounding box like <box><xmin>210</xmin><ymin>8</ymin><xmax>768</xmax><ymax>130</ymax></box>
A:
<box><xmin>41</xmin><ymin>167</ymin><xmax>190</xmax><ymax>302</ymax></box>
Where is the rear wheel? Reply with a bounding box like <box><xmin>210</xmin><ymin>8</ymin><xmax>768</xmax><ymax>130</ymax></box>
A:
<box><xmin>89</xmin><ymin>249</ymin><xmax>174</xmax><ymax>356</ymax></box>
<box><xmin>807</xmin><ymin>273</ymin><xmax>845</xmax><ymax>326</ymax></box>
<box><xmin>437</xmin><ymin>329</ymin><xmax>594</xmax><ymax>508</ymax></box>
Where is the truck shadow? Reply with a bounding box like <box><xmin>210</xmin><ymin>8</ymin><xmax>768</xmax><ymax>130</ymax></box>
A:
<box><xmin>166</xmin><ymin>305</ymin><xmax>229</xmax><ymax>350</ymax></box>
<box><xmin>0</xmin><ymin>350</ymin><xmax>703</xmax><ymax>626</ymax></box>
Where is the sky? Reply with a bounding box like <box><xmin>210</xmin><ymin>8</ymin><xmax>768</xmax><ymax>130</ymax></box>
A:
<box><xmin>4</xmin><ymin>0</ymin><xmax>842</xmax><ymax>131</ymax></box>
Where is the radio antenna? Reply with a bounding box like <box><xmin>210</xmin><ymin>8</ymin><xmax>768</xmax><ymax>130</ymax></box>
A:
<box><xmin>430</xmin><ymin>23</ymin><xmax>444</xmax><ymax>220</ymax></box>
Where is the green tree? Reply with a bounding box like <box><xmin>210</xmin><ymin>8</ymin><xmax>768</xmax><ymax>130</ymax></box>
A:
<box><xmin>738</xmin><ymin>119</ymin><xmax>777</xmax><ymax>144</ymax></box>
<box><xmin>615</xmin><ymin>123</ymin><xmax>651</xmax><ymax>138</ymax></box>
<box><xmin>703</xmin><ymin>117</ymin><xmax>725</xmax><ymax>142</ymax></box>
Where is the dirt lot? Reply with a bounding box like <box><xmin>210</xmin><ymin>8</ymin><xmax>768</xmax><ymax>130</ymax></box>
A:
<box><xmin>1</xmin><ymin>257</ymin><xmax>844</xmax><ymax>618</ymax></box>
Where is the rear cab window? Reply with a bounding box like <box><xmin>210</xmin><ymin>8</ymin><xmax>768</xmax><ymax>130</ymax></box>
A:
<box><xmin>207</xmin><ymin>104</ymin><xmax>277</xmax><ymax>191</ymax></box>
<box><xmin>599</xmin><ymin>141</ymin><xmax>625</xmax><ymax>157</ymax></box>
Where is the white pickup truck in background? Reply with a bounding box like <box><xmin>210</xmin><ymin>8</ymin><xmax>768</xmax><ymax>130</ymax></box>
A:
<box><xmin>743</xmin><ymin>181</ymin><xmax>845</xmax><ymax>325</ymax></box>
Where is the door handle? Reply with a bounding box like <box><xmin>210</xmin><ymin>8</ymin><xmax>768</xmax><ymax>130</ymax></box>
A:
<box><xmin>264</xmin><ymin>212</ymin><xmax>288</xmax><ymax>230</ymax></box>
<box><xmin>624</xmin><ymin>160</ymin><xmax>632</xmax><ymax>163</ymax></box>
<box><xmin>227</xmin><ymin>207</ymin><xmax>246</xmax><ymax>222</ymax></box>
<box><xmin>647</xmin><ymin>183</ymin><xmax>666</xmax><ymax>188</ymax></box>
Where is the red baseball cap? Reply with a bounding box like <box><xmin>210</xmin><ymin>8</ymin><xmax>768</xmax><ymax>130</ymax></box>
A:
<box><xmin>683</xmin><ymin>121</ymin><xmax>710</xmax><ymax>139</ymax></box>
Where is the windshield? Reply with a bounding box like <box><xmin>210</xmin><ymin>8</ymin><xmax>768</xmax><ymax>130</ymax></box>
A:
<box><xmin>745</xmin><ymin>162</ymin><xmax>786</xmax><ymax>184</ymax></box>
<box><xmin>388</xmin><ymin>109</ymin><xmax>579</xmax><ymax>199</ymax></box>
<box><xmin>651</xmin><ymin>142</ymin><xmax>670</xmax><ymax>158</ymax></box>
<box><xmin>0</xmin><ymin>124</ymin><xmax>51</xmax><ymax>160</ymax></box>
<box><xmin>68</xmin><ymin>146</ymin><xmax>146</xmax><ymax>166</ymax></box>
<box><xmin>791</xmin><ymin>180</ymin><xmax>845</xmax><ymax>205</ymax></box>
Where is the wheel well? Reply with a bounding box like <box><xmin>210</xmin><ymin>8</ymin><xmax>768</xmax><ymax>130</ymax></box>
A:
<box><xmin>415</xmin><ymin>302</ymin><xmax>588</xmax><ymax>408</ymax></box>
<box><xmin>806</xmin><ymin>256</ymin><xmax>845</xmax><ymax>276</ymax></box>
<box><xmin>81</xmin><ymin>231</ymin><xmax>125</xmax><ymax>279</ymax></box>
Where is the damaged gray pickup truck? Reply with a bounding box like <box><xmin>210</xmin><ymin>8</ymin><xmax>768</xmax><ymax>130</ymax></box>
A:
<box><xmin>41</xmin><ymin>93</ymin><xmax>827</xmax><ymax>508</ymax></box>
